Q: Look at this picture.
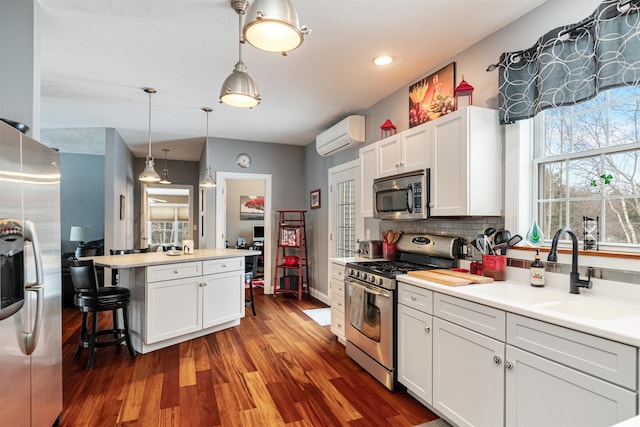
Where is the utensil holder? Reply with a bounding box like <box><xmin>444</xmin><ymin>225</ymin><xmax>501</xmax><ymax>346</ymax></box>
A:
<box><xmin>482</xmin><ymin>254</ymin><xmax>507</xmax><ymax>281</ymax></box>
<box><xmin>382</xmin><ymin>242</ymin><xmax>397</xmax><ymax>260</ymax></box>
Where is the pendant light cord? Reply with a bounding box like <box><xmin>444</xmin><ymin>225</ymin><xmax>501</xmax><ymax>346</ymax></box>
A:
<box><xmin>238</xmin><ymin>12</ymin><xmax>243</xmax><ymax>63</ymax></box>
<box><xmin>148</xmin><ymin>90</ymin><xmax>152</xmax><ymax>156</ymax></box>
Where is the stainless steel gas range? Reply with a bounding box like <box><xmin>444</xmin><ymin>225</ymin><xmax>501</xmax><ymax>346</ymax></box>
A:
<box><xmin>344</xmin><ymin>233</ymin><xmax>466</xmax><ymax>390</ymax></box>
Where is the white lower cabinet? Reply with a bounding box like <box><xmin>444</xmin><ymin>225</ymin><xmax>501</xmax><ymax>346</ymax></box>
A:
<box><xmin>433</xmin><ymin>317</ymin><xmax>505</xmax><ymax>427</ymax></box>
<box><xmin>505</xmin><ymin>345</ymin><xmax>636</xmax><ymax>427</ymax></box>
<box><xmin>147</xmin><ymin>275</ymin><xmax>203</xmax><ymax>343</ymax></box>
<box><xmin>396</xmin><ymin>282</ymin><xmax>640</xmax><ymax>427</ymax></box>
<box><xmin>330</xmin><ymin>261</ymin><xmax>346</xmax><ymax>343</ymax></box>
<box><xmin>398</xmin><ymin>303</ymin><xmax>433</xmax><ymax>405</ymax></box>
<box><xmin>146</xmin><ymin>259</ymin><xmax>244</xmax><ymax>346</ymax></box>
<box><xmin>202</xmin><ymin>270</ymin><xmax>244</xmax><ymax>329</ymax></box>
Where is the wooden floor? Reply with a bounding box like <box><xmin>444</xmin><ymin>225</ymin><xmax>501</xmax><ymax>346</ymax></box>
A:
<box><xmin>61</xmin><ymin>289</ymin><xmax>439</xmax><ymax>426</ymax></box>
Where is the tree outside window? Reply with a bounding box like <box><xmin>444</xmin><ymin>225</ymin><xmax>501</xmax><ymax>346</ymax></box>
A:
<box><xmin>536</xmin><ymin>86</ymin><xmax>640</xmax><ymax>247</ymax></box>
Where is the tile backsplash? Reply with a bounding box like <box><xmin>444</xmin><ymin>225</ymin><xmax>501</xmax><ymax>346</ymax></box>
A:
<box><xmin>373</xmin><ymin>216</ymin><xmax>504</xmax><ymax>259</ymax></box>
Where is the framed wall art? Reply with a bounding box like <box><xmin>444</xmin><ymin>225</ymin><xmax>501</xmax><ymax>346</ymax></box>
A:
<box><xmin>240</xmin><ymin>195</ymin><xmax>264</xmax><ymax>220</ymax></box>
<box><xmin>310</xmin><ymin>189</ymin><xmax>321</xmax><ymax>209</ymax></box>
<box><xmin>409</xmin><ymin>62</ymin><xmax>456</xmax><ymax>128</ymax></box>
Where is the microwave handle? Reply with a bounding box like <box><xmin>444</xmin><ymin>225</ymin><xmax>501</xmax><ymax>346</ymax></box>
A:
<box><xmin>406</xmin><ymin>184</ymin><xmax>414</xmax><ymax>213</ymax></box>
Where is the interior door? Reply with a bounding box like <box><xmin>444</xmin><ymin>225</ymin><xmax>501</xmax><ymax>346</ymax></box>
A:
<box><xmin>328</xmin><ymin>159</ymin><xmax>361</xmax><ymax>260</ymax></box>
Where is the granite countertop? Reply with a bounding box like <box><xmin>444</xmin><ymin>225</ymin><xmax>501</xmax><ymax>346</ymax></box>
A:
<box><xmin>398</xmin><ymin>275</ymin><xmax>640</xmax><ymax>348</ymax></box>
<box><xmin>86</xmin><ymin>248</ymin><xmax>261</xmax><ymax>269</ymax></box>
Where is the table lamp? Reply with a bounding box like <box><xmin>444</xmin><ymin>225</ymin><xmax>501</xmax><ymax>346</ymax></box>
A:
<box><xmin>70</xmin><ymin>225</ymin><xmax>92</xmax><ymax>257</ymax></box>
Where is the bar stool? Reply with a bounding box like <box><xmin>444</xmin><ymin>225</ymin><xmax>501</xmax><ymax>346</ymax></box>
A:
<box><xmin>245</xmin><ymin>254</ymin><xmax>258</xmax><ymax>316</ymax></box>
<box><xmin>69</xmin><ymin>258</ymin><xmax>136</xmax><ymax>368</ymax></box>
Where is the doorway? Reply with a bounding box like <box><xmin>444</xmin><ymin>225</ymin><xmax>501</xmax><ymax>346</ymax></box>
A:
<box><xmin>328</xmin><ymin>160</ymin><xmax>361</xmax><ymax>260</ymax></box>
<box><xmin>215</xmin><ymin>171</ymin><xmax>272</xmax><ymax>294</ymax></box>
<box><xmin>140</xmin><ymin>184</ymin><xmax>194</xmax><ymax>249</ymax></box>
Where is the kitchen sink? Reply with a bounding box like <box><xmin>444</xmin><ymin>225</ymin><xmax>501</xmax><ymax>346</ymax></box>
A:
<box><xmin>462</xmin><ymin>283</ymin><xmax>572</xmax><ymax>305</ymax></box>
<box><xmin>535</xmin><ymin>299</ymin><xmax>640</xmax><ymax>320</ymax></box>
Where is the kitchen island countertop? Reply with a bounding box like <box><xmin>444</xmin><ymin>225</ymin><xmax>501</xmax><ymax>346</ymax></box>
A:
<box><xmin>86</xmin><ymin>248</ymin><xmax>261</xmax><ymax>269</ymax></box>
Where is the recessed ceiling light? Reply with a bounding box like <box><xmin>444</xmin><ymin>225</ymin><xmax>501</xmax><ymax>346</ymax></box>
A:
<box><xmin>373</xmin><ymin>55</ymin><xmax>394</xmax><ymax>66</ymax></box>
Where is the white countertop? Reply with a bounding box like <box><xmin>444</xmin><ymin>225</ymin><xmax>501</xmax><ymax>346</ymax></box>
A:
<box><xmin>398</xmin><ymin>275</ymin><xmax>640</xmax><ymax>348</ymax></box>
<box><xmin>330</xmin><ymin>256</ymin><xmax>384</xmax><ymax>265</ymax></box>
<box><xmin>86</xmin><ymin>248</ymin><xmax>261</xmax><ymax>269</ymax></box>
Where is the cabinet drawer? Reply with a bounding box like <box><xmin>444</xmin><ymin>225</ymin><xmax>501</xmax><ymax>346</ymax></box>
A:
<box><xmin>331</xmin><ymin>308</ymin><xmax>345</xmax><ymax>337</ymax></box>
<box><xmin>398</xmin><ymin>282</ymin><xmax>433</xmax><ymax>314</ymax></box>
<box><xmin>507</xmin><ymin>313</ymin><xmax>637</xmax><ymax>390</ymax></box>
<box><xmin>202</xmin><ymin>257</ymin><xmax>244</xmax><ymax>275</ymax></box>
<box><xmin>331</xmin><ymin>278</ymin><xmax>344</xmax><ymax>294</ymax></box>
<box><xmin>147</xmin><ymin>261</ymin><xmax>202</xmax><ymax>283</ymax></box>
<box><xmin>331</xmin><ymin>263</ymin><xmax>345</xmax><ymax>281</ymax></box>
<box><xmin>331</xmin><ymin>289</ymin><xmax>345</xmax><ymax>312</ymax></box>
<box><xmin>434</xmin><ymin>293</ymin><xmax>505</xmax><ymax>341</ymax></box>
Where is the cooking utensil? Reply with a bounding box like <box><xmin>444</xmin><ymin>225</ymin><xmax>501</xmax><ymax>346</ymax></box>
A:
<box><xmin>501</xmin><ymin>234</ymin><xmax>523</xmax><ymax>255</ymax></box>
<box><xmin>484</xmin><ymin>227</ymin><xmax>497</xmax><ymax>239</ymax></box>
<box><xmin>493</xmin><ymin>230</ymin><xmax>511</xmax><ymax>247</ymax></box>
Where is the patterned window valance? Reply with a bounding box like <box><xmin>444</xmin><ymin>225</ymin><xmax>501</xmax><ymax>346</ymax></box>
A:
<box><xmin>498</xmin><ymin>0</ymin><xmax>640</xmax><ymax>125</ymax></box>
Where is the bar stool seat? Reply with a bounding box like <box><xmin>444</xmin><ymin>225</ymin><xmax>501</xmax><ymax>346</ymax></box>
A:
<box><xmin>69</xmin><ymin>258</ymin><xmax>136</xmax><ymax>369</ymax></box>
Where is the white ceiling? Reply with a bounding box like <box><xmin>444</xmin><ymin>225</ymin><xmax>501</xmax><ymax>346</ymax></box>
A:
<box><xmin>38</xmin><ymin>0</ymin><xmax>547</xmax><ymax>161</ymax></box>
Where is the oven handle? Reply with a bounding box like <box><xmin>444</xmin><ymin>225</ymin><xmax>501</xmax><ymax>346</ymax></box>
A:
<box><xmin>345</xmin><ymin>277</ymin><xmax>392</xmax><ymax>298</ymax></box>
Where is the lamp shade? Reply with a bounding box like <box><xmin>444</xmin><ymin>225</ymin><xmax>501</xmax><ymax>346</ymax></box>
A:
<box><xmin>200</xmin><ymin>164</ymin><xmax>216</xmax><ymax>188</ymax></box>
<box><xmin>219</xmin><ymin>61</ymin><xmax>261</xmax><ymax>108</ymax></box>
<box><xmin>70</xmin><ymin>225</ymin><xmax>92</xmax><ymax>243</ymax></box>
<box><xmin>139</xmin><ymin>155</ymin><xmax>161</xmax><ymax>182</ymax></box>
<box><xmin>243</xmin><ymin>0</ymin><xmax>308</xmax><ymax>53</ymax></box>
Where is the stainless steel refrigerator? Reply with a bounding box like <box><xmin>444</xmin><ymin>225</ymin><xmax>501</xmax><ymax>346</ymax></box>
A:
<box><xmin>0</xmin><ymin>121</ymin><xmax>63</xmax><ymax>426</ymax></box>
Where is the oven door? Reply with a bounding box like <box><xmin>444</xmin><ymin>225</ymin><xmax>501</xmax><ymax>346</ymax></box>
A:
<box><xmin>344</xmin><ymin>277</ymin><xmax>393</xmax><ymax>370</ymax></box>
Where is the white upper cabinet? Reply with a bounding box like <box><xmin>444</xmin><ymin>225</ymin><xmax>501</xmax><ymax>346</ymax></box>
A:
<box><xmin>358</xmin><ymin>143</ymin><xmax>377</xmax><ymax>218</ymax></box>
<box><xmin>377</xmin><ymin>122</ymin><xmax>430</xmax><ymax>178</ymax></box>
<box><xmin>430</xmin><ymin>106</ymin><xmax>502</xmax><ymax>217</ymax></box>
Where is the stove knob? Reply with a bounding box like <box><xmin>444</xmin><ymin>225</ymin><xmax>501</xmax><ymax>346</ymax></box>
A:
<box><xmin>378</xmin><ymin>278</ymin><xmax>384</xmax><ymax>286</ymax></box>
<box><xmin>355</xmin><ymin>271</ymin><xmax>360</xmax><ymax>278</ymax></box>
<box><xmin>369</xmin><ymin>276</ymin><xmax>376</xmax><ymax>284</ymax></box>
<box><xmin>362</xmin><ymin>273</ymin><xmax>368</xmax><ymax>281</ymax></box>
<box><xmin>348</xmin><ymin>268</ymin><xmax>354</xmax><ymax>277</ymax></box>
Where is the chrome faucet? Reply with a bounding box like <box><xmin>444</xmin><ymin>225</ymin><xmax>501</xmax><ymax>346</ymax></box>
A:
<box><xmin>547</xmin><ymin>227</ymin><xmax>592</xmax><ymax>294</ymax></box>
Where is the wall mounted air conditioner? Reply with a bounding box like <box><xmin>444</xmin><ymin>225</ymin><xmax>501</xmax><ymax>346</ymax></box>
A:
<box><xmin>316</xmin><ymin>115</ymin><xmax>366</xmax><ymax>157</ymax></box>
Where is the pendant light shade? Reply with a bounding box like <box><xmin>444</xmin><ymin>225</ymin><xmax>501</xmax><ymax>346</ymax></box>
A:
<box><xmin>219</xmin><ymin>60</ymin><xmax>261</xmax><ymax>108</ymax></box>
<box><xmin>200</xmin><ymin>107</ymin><xmax>217</xmax><ymax>188</ymax></box>
<box><xmin>220</xmin><ymin>0</ymin><xmax>261</xmax><ymax>108</ymax></box>
<box><xmin>159</xmin><ymin>148</ymin><xmax>171</xmax><ymax>184</ymax></box>
<box><xmin>243</xmin><ymin>0</ymin><xmax>309</xmax><ymax>54</ymax></box>
<box><xmin>139</xmin><ymin>87</ymin><xmax>161</xmax><ymax>182</ymax></box>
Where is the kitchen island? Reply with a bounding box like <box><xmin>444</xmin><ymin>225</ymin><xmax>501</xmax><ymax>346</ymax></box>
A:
<box><xmin>87</xmin><ymin>249</ymin><xmax>260</xmax><ymax>354</ymax></box>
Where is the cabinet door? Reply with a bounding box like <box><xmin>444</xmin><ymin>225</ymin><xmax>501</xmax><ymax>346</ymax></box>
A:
<box><xmin>430</xmin><ymin>109</ymin><xmax>468</xmax><ymax>216</ymax></box>
<box><xmin>398</xmin><ymin>304</ymin><xmax>433</xmax><ymax>405</ymax></box>
<box><xmin>505</xmin><ymin>346</ymin><xmax>636</xmax><ymax>427</ymax></box>
<box><xmin>401</xmin><ymin>123</ymin><xmax>430</xmax><ymax>172</ymax></box>
<box><xmin>433</xmin><ymin>317</ymin><xmax>504</xmax><ymax>427</ymax></box>
<box><xmin>147</xmin><ymin>276</ymin><xmax>202</xmax><ymax>344</ymax></box>
<box><xmin>377</xmin><ymin>134</ymin><xmax>402</xmax><ymax>177</ymax></box>
<box><xmin>202</xmin><ymin>270</ymin><xmax>244</xmax><ymax>328</ymax></box>
<box><xmin>359</xmin><ymin>144</ymin><xmax>377</xmax><ymax>217</ymax></box>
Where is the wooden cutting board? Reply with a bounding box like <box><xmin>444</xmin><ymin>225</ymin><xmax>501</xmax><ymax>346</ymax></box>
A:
<box><xmin>407</xmin><ymin>270</ymin><xmax>472</xmax><ymax>286</ymax></box>
<box><xmin>407</xmin><ymin>269</ymin><xmax>493</xmax><ymax>286</ymax></box>
<box><xmin>430</xmin><ymin>269</ymin><xmax>494</xmax><ymax>284</ymax></box>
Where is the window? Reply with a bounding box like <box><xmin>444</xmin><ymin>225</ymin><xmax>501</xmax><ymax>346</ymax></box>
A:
<box><xmin>535</xmin><ymin>86</ymin><xmax>640</xmax><ymax>248</ymax></box>
<box><xmin>148</xmin><ymin>204</ymin><xmax>190</xmax><ymax>246</ymax></box>
<box><xmin>336</xmin><ymin>179</ymin><xmax>356</xmax><ymax>257</ymax></box>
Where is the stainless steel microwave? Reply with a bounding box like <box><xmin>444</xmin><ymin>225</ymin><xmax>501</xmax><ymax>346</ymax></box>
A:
<box><xmin>373</xmin><ymin>169</ymin><xmax>430</xmax><ymax>220</ymax></box>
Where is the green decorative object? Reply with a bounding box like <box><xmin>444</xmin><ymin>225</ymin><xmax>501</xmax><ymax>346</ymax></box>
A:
<box><xmin>526</xmin><ymin>219</ymin><xmax>544</xmax><ymax>247</ymax></box>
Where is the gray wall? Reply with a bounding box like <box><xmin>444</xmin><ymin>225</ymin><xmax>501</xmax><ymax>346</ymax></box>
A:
<box><xmin>60</xmin><ymin>153</ymin><xmax>105</xmax><ymax>255</ymax></box>
<box><xmin>304</xmin><ymin>0</ymin><xmax>603</xmax><ymax>299</ymax></box>
<box><xmin>202</xmin><ymin>137</ymin><xmax>306</xmax><ymax>289</ymax></box>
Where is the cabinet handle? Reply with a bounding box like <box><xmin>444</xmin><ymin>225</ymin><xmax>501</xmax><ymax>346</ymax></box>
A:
<box><xmin>174</xmin><ymin>269</ymin><xmax>179</xmax><ymax>274</ymax></box>
<box><xmin>399</xmin><ymin>162</ymin><xmax>404</xmax><ymax>166</ymax></box>
<box><xmin>411</xmin><ymin>295</ymin><xmax>417</xmax><ymax>301</ymax></box>
<box><xmin>505</xmin><ymin>361</ymin><xmax>513</xmax><ymax>369</ymax></box>
<box><xmin>222</xmin><ymin>264</ymin><xmax>228</xmax><ymax>268</ymax></box>
<box><xmin>493</xmin><ymin>355</ymin><xmax>502</xmax><ymax>364</ymax></box>
<box><xmin>337</xmin><ymin>323</ymin><xmax>342</xmax><ymax>327</ymax></box>
<box><xmin>424</xmin><ymin>326</ymin><xmax>431</xmax><ymax>333</ymax></box>
<box><xmin>429</xmin><ymin>203</ymin><xmax>434</xmax><ymax>208</ymax></box>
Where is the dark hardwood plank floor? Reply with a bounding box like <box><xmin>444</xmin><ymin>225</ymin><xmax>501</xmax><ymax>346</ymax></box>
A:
<box><xmin>61</xmin><ymin>289</ymin><xmax>439</xmax><ymax>426</ymax></box>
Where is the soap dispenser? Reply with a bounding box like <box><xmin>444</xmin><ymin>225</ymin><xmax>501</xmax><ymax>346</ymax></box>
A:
<box><xmin>530</xmin><ymin>249</ymin><xmax>545</xmax><ymax>287</ymax></box>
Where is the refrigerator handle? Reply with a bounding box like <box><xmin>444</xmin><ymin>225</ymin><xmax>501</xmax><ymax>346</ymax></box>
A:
<box><xmin>23</xmin><ymin>219</ymin><xmax>44</xmax><ymax>355</ymax></box>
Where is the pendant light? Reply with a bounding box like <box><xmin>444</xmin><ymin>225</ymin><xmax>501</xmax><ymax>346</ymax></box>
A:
<box><xmin>200</xmin><ymin>107</ymin><xmax>217</xmax><ymax>188</ymax></box>
<box><xmin>243</xmin><ymin>0</ymin><xmax>309</xmax><ymax>55</ymax></box>
<box><xmin>159</xmin><ymin>148</ymin><xmax>171</xmax><ymax>184</ymax></box>
<box><xmin>138</xmin><ymin>87</ymin><xmax>161</xmax><ymax>182</ymax></box>
<box><xmin>219</xmin><ymin>0</ymin><xmax>261</xmax><ymax>108</ymax></box>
